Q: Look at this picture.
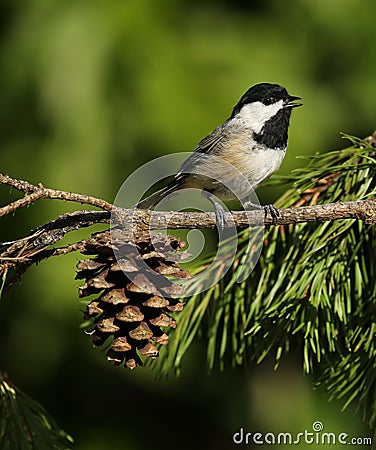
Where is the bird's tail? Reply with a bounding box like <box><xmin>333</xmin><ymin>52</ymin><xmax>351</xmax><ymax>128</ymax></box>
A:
<box><xmin>136</xmin><ymin>178</ymin><xmax>184</xmax><ymax>210</ymax></box>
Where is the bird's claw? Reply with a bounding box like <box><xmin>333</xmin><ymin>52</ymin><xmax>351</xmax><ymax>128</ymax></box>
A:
<box><xmin>214</xmin><ymin>205</ymin><xmax>227</xmax><ymax>231</ymax></box>
<box><xmin>263</xmin><ymin>204</ymin><xmax>280</xmax><ymax>224</ymax></box>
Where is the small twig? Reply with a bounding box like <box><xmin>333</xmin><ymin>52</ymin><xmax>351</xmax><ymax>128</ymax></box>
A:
<box><xmin>0</xmin><ymin>173</ymin><xmax>113</xmax><ymax>217</ymax></box>
<box><xmin>0</xmin><ymin>257</ymin><xmax>30</xmax><ymax>262</ymax></box>
<box><xmin>0</xmin><ymin>265</ymin><xmax>8</xmax><ymax>297</ymax></box>
<box><xmin>0</xmin><ymin>210</ymin><xmax>110</xmax><ymax>257</ymax></box>
<box><xmin>0</xmin><ymin>210</ymin><xmax>110</xmax><ymax>293</ymax></box>
<box><xmin>39</xmin><ymin>241</ymin><xmax>87</xmax><ymax>259</ymax></box>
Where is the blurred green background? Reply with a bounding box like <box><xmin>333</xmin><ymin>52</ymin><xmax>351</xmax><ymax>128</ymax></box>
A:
<box><xmin>0</xmin><ymin>0</ymin><xmax>375</xmax><ymax>448</ymax></box>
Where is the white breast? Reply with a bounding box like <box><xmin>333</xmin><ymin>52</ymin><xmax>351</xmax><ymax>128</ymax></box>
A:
<box><xmin>246</xmin><ymin>146</ymin><xmax>286</xmax><ymax>189</ymax></box>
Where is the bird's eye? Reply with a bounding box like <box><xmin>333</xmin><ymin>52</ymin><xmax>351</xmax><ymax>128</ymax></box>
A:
<box><xmin>264</xmin><ymin>97</ymin><xmax>275</xmax><ymax>105</ymax></box>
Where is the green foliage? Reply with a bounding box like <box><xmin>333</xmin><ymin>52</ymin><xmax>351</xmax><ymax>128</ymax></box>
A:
<box><xmin>0</xmin><ymin>371</ymin><xmax>73</xmax><ymax>450</ymax></box>
<box><xmin>1</xmin><ymin>1</ymin><xmax>376</xmax><ymax>446</ymax></box>
<box><xmin>155</xmin><ymin>135</ymin><xmax>376</xmax><ymax>427</ymax></box>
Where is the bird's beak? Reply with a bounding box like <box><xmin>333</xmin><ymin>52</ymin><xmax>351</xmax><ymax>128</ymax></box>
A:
<box><xmin>286</xmin><ymin>95</ymin><xmax>303</xmax><ymax>108</ymax></box>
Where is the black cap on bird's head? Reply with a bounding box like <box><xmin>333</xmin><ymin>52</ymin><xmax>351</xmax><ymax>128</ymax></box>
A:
<box><xmin>231</xmin><ymin>82</ymin><xmax>302</xmax><ymax>117</ymax></box>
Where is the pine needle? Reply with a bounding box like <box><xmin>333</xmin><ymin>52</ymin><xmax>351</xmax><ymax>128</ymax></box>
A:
<box><xmin>153</xmin><ymin>134</ymin><xmax>376</xmax><ymax>427</ymax></box>
<box><xmin>0</xmin><ymin>372</ymin><xmax>74</xmax><ymax>449</ymax></box>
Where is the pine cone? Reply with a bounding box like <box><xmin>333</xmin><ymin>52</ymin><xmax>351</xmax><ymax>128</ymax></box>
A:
<box><xmin>76</xmin><ymin>230</ymin><xmax>190</xmax><ymax>369</ymax></box>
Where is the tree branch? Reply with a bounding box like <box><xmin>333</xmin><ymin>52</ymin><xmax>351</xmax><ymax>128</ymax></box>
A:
<box><xmin>0</xmin><ymin>173</ymin><xmax>112</xmax><ymax>217</ymax></box>
<box><xmin>116</xmin><ymin>198</ymin><xmax>376</xmax><ymax>230</ymax></box>
<box><xmin>0</xmin><ymin>171</ymin><xmax>375</xmax><ymax>292</ymax></box>
<box><xmin>1</xmin><ymin>199</ymin><xmax>374</xmax><ymax>263</ymax></box>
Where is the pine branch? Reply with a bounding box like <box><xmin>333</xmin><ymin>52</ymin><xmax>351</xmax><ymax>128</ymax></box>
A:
<box><xmin>129</xmin><ymin>198</ymin><xmax>376</xmax><ymax>228</ymax></box>
<box><xmin>0</xmin><ymin>165</ymin><xmax>374</xmax><ymax>293</ymax></box>
<box><xmin>0</xmin><ymin>182</ymin><xmax>374</xmax><ymax>296</ymax></box>
<box><xmin>0</xmin><ymin>199</ymin><xmax>375</xmax><ymax>278</ymax></box>
<box><xmin>1</xmin><ymin>172</ymin><xmax>375</xmax><ymax>233</ymax></box>
<box><xmin>0</xmin><ymin>371</ymin><xmax>74</xmax><ymax>449</ymax></box>
<box><xmin>153</xmin><ymin>135</ymin><xmax>376</xmax><ymax>428</ymax></box>
<box><xmin>0</xmin><ymin>134</ymin><xmax>375</xmax><ymax>432</ymax></box>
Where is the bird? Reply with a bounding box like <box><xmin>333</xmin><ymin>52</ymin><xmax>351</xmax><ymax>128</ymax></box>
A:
<box><xmin>137</xmin><ymin>82</ymin><xmax>302</xmax><ymax>228</ymax></box>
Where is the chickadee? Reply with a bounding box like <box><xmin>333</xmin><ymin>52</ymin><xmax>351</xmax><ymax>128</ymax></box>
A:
<box><xmin>137</xmin><ymin>83</ymin><xmax>302</xmax><ymax>227</ymax></box>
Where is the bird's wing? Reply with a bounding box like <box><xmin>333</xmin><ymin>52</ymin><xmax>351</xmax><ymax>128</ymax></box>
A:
<box><xmin>177</xmin><ymin>122</ymin><xmax>229</xmax><ymax>176</ymax></box>
<box><xmin>196</xmin><ymin>122</ymin><xmax>228</xmax><ymax>153</ymax></box>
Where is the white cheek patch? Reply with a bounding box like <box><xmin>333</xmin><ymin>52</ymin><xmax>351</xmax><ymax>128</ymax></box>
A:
<box><xmin>236</xmin><ymin>100</ymin><xmax>284</xmax><ymax>133</ymax></box>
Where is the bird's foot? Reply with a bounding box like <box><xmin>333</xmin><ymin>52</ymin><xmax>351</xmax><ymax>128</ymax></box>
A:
<box><xmin>243</xmin><ymin>201</ymin><xmax>279</xmax><ymax>225</ymax></box>
<box><xmin>213</xmin><ymin>202</ymin><xmax>227</xmax><ymax>231</ymax></box>
<box><xmin>202</xmin><ymin>191</ymin><xmax>228</xmax><ymax>231</ymax></box>
<box><xmin>263</xmin><ymin>204</ymin><xmax>280</xmax><ymax>224</ymax></box>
